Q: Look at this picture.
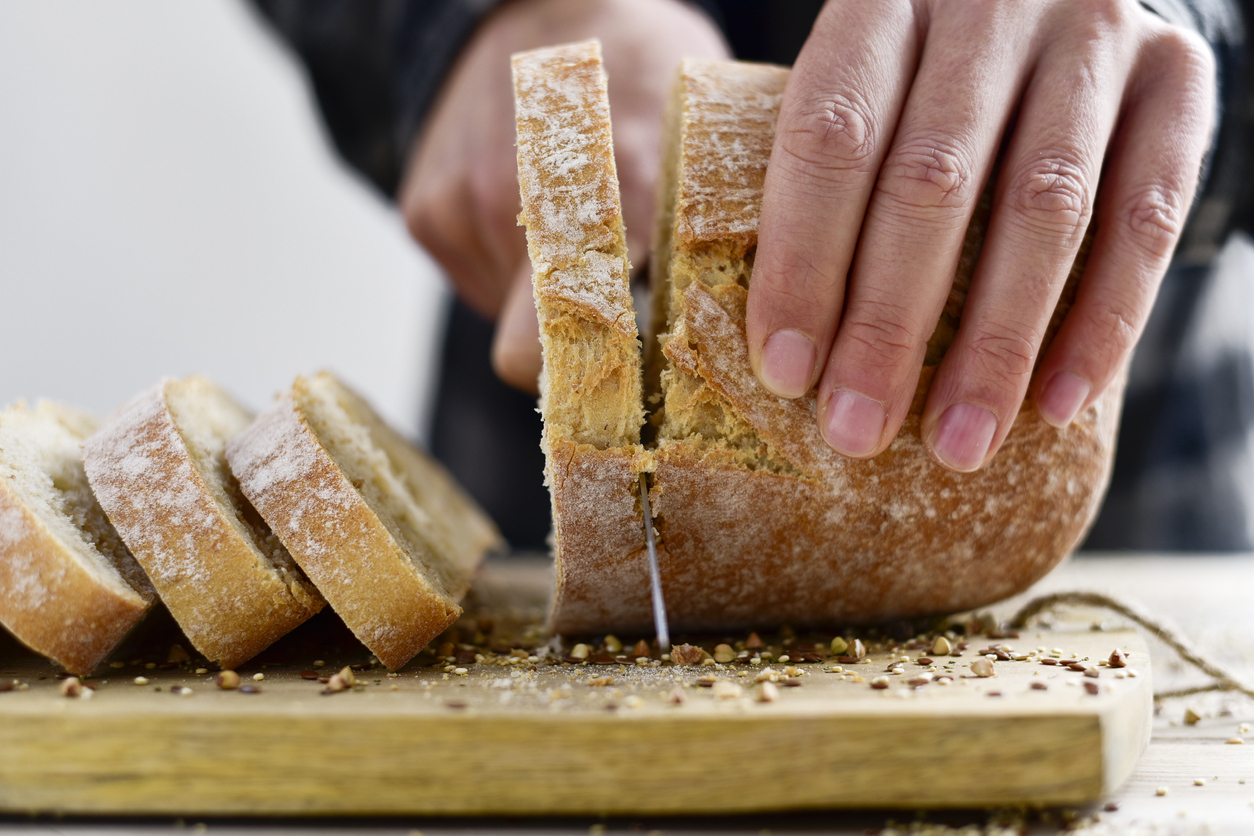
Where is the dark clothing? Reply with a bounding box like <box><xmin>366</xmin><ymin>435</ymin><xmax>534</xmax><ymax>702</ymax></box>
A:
<box><xmin>253</xmin><ymin>0</ymin><xmax>1254</xmax><ymax>551</ymax></box>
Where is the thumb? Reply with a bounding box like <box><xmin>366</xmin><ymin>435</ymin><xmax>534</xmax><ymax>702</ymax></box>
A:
<box><xmin>491</xmin><ymin>264</ymin><xmax>543</xmax><ymax>394</ymax></box>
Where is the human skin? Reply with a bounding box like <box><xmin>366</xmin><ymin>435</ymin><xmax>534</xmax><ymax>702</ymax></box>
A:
<box><xmin>402</xmin><ymin>0</ymin><xmax>1215</xmax><ymax>473</ymax></box>
<box><xmin>399</xmin><ymin>0</ymin><xmax>731</xmax><ymax>391</ymax></box>
<box><xmin>745</xmin><ymin>0</ymin><xmax>1215</xmax><ymax>472</ymax></box>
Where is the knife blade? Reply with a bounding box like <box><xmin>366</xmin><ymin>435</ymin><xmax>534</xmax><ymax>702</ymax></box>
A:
<box><xmin>638</xmin><ymin>472</ymin><xmax>670</xmax><ymax>650</ymax></box>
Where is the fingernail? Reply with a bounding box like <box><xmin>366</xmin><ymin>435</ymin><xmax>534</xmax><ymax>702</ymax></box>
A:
<box><xmin>1037</xmin><ymin>372</ymin><xmax>1091</xmax><ymax>427</ymax></box>
<box><xmin>932</xmin><ymin>403</ymin><xmax>997</xmax><ymax>472</ymax></box>
<box><xmin>822</xmin><ymin>389</ymin><xmax>886</xmax><ymax>458</ymax></box>
<box><xmin>759</xmin><ymin>330</ymin><xmax>816</xmax><ymax>398</ymax></box>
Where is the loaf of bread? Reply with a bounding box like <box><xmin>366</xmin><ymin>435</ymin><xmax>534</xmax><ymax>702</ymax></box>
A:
<box><xmin>84</xmin><ymin>377</ymin><xmax>325</xmax><ymax>669</ymax></box>
<box><xmin>515</xmin><ymin>46</ymin><xmax>1123</xmax><ymax>634</ymax></box>
<box><xmin>0</xmin><ymin>401</ymin><xmax>155</xmax><ymax>674</ymax></box>
<box><xmin>226</xmin><ymin>372</ymin><xmax>503</xmax><ymax>669</ymax></box>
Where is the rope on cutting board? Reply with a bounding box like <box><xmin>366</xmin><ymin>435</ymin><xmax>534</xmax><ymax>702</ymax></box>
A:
<box><xmin>1007</xmin><ymin>590</ymin><xmax>1254</xmax><ymax>701</ymax></box>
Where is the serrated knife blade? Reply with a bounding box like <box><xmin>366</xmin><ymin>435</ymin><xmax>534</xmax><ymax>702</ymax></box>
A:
<box><xmin>638</xmin><ymin>472</ymin><xmax>670</xmax><ymax>650</ymax></box>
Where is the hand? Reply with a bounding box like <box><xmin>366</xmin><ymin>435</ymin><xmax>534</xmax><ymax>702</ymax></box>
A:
<box><xmin>400</xmin><ymin>0</ymin><xmax>729</xmax><ymax>392</ymax></box>
<box><xmin>745</xmin><ymin>0</ymin><xmax>1215</xmax><ymax>471</ymax></box>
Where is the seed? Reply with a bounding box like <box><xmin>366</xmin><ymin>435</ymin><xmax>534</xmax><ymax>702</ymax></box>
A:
<box><xmin>907</xmin><ymin>674</ymin><xmax>932</xmax><ymax>687</ymax></box>
<box><xmin>829</xmin><ymin>637</ymin><xmax>848</xmax><ymax>655</ymax></box>
<box><xmin>324</xmin><ymin>674</ymin><xmax>349</xmax><ymax>693</ymax></box>
<box><xmin>1084</xmin><ymin>669</ymin><xmax>1100</xmax><ymax>679</ymax></box>
<box><xmin>851</xmin><ymin>639</ymin><xmax>865</xmax><ymax>660</ymax></box>
<box><xmin>1183</xmin><ymin>708</ymin><xmax>1202</xmax><ymax>725</ymax></box>
<box><xmin>216</xmin><ymin>670</ymin><xmax>241</xmax><ymax>690</ymax></box>
<box><xmin>711</xmin><ymin>680</ymin><xmax>743</xmax><ymax>699</ymax></box>
<box><xmin>1240</xmin><ymin>723</ymin><xmax>1252</xmax><ymax>734</ymax></box>
<box><xmin>1194</xmin><ymin>778</ymin><xmax>1206</xmax><ymax>786</ymax></box>
<box><xmin>195</xmin><ymin>668</ymin><xmax>208</xmax><ymax>675</ymax></box>
<box><xmin>109</xmin><ymin>661</ymin><xmax>125</xmax><ymax>669</ymax></box>
<box><xmin>338</xmin><ymin>666</ymin><xmax>357</xmax><ymax>687</ymax></box>
<box><xmin>1109</xmin><ymin>648</ymin><xmax>1128</xmax><ymax>668</ymax></box>
<box><xmin>313</xmin><ymin>660</ymin><xmax>325</xmax><ymax>668</ymax></box>
<box><xmin>776</xmin><ymin>654</ymin><xmax>790</xmax><ymax>663</ymax></box>
<box><xmin>671</xmin><ymin>644</ymin><xmax>704</xmax><ymax>667</ymax></box>
<box><xmin>632</xmin><ymin>640</ymin><xmax>652</xmax><ymax>659</ymax></box>
<box><xmin>916</xmin><ymin>657</ymin><xmax>934</xmax><ymax>666</ymax></box>
<box><xmin>453</xmin><ymin>668</ymin><xmax>468</xmax><ymax>676</ymax></box>
<box><xmin>930</xmin><ymin>636</ymin><xmax>951</xmax><ymax>656</ymax></box>
<box><xmin>745</xmin><ymin>632</ymin><xmax>764</xmax><ymax>650</ymax></box>
<box><xmin>1030</xmin><ymin>682</ymin><xmax>1048</xmax><ymax>691</ymax></box>
<box><xmin>870</xmin><ymin>677</ymin><xmax>890</xmax><ymax>690</ymax></box>
<box><xmin>252</xmin><ymin>673</ymin><xmax>265</xmax><ymax>682</ymax></box>
<box><xmin>666</xmin><ymin>686</ymin><xmax>686</xmax><ymax>705</ymax></box>
<box><xmin>570</xmin><ymin>643</ymin><xmax>590</xmax><ymax>660</ymax></box>
<box><xmin>60</xmin><ymin>677</ymin><xmax>83</xmax><ymax>697</ymax></box>
<box><xmin>1226</xmin><ymin>737</ymin><xmax>1245</xmax><ymax>745</ymax></box>
<box><xmin>1083</xmin><ymin>681</ymin><xmax>1100</xmax><ymax>695</ymax></box>
<box><xmin>167</xmin><ymin>644</ymin><xmax>190</xmax><ymax>663</ymax></box>
<box><xmin>133</xmin><ymin>676</ymin><xmax>149</xmax><ymax>686</ymax></box>
<box><xmin>712</xmin><ymin>644</ymin><xmax>736</xmax><ymax>664</ymax></box>
<box><xmin>757</xmin><ymin>681</ymin><xmax>779</xmax><ymax>703</ymax></box>
<box><xmin>1156</xmin><ymin>787</ymin><xmax>1169</xmax><ymax>797</ymax></box>
<box><xmin>970</xmin><ymin>658</ymin><xmax>995</xmax><ymax>678</ymax></box>
<box><xmin>603</xmin><ymin>635</ymin><xmax>623</xmax><ymax>654</ymax></box>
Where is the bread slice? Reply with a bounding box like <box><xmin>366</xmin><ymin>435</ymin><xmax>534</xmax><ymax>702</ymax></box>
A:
<box><xmin>513</xmin><ymin>40</ymin><xmax>656</xmax><ymax>630</ymax></box>
<box><xmin>0</xmin><ymin>401</ymin><xmax>155</xmax><ymax>674</ymax></box>
<box><xmin>83</xmin><ymin>377</ymin><xmax>325</xmax><ymax>669</ymax></box>
<box><xmin>516</xmin><ymin>51</ymin><xmax>1123</xmax><ymax>634</ymax></box>
<box><xmin>226</xmin><ymin>372</ymin><xmax>503</xmax><ymax>669</ymax></box>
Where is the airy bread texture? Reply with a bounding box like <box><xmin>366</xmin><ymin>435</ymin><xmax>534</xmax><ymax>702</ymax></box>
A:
<box><xmin>513</xmin><ymin>40</ymin><xmax>655</xmax><ymax>629</ymax></box>
<box><xmin>84</xmin><ymin>377</ymin><xmax>325</xmax><ymax>669</ymax></box>
<box><xmin>226</xmin><ymin>372</ymin><xmax>503</xmax><ymax>670</ymax></box>
<box><xmin>517</xmin><ymin>49</ymin><xmax>1123</xmax><ymax>634</ymax></box>
<box><xmin>0</xmin><ymin>402</ymin><xmax>155</xmax><ymax>674</ymax></box>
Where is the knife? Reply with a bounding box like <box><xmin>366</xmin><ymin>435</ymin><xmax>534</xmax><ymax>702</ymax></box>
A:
<box><xmin>639</xmin><ymin>472</ymin><xmax>670</xmax><ymax>650</ymax></box>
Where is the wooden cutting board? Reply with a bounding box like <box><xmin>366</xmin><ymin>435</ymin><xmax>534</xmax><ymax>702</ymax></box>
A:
<box><xmin>0</xmin><ymin>559</ymin><xmax>1151</xmax><ymax>816</ymax></box>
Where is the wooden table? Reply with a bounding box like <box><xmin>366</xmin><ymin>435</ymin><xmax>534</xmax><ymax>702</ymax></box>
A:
<box><xmin>0</xmin><ymin>553</ymin><xmax>1250</xmax><ymax>834</ymax></box>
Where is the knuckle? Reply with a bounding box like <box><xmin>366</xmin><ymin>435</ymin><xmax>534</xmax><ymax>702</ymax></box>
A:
<box><xmin>840</xmin><ymin>300</ymin><xmax>922</xmax><ymax>371</ymax></box>
<box><xmin>1119</xmin><ymin>185</ymin><xmax>1185</xmax><ymax>261</ymax></box>
<box><xmin>877</xmin><ymin>135</ymin><xmax>974</xmax><ymax>215</ymax></box>
<box><xmin>777</xmin><ymin>93</ymin><xmax>879</xmax><ymax>179</ymax></box>
<box><xmin>1007</xmin><ymin>155</ymin><xmax>1093</xmax><ymax>241</ymax></box>
<box><xmin>1074</xmin><ymin>299</ymin><xmax>1141</xmax><ymax>368</ymax></box>
<box><xmin>964</xmin><ymin>323</ymin><xmax>1040</xmax><ymax>385</ymax></box>
<box><xmin>1150</xmin><ymin>25</ymin><xmax>1216</xmax><ymax>80</ymax></box>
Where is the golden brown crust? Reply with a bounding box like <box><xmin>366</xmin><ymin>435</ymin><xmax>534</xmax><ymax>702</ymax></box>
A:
<box><xmin>527</xmin><ymin>55</ymin><xmax>1121</xmax><ymax>633</ymax></box>
<box><xmin>84</xmin><ymin>380</ymin><xmax>325</xmax><ymax>669</ymax></box>
<box><xmin>0</xmin><ymin>404</ymin><xmax>153</xmax><ymax>675</ymax></box>
<box><xmin>226</xmin><ymin>377</ymin><xmax>478</xmax><ymax>670</ymax></box>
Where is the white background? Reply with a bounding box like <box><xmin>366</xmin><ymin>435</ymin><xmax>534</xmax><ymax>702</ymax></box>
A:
<box><xmin>0</xmin><ymin>0</ymin><xmax>447</xmax><ymax>438</ymax></box>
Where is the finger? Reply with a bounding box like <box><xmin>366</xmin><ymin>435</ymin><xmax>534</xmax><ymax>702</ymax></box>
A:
<box><xmin>491</xmin><ymin>264</ymin><xmax>543</xmax><ymax>393</ymax></box>
<box><xmin>815</xmin><ymin>7</ymin><xmax>1037</xmax><ymax>458</ymax></box>
<box><xmin>1031</xmin><ymin>25</ymin><xmax>1215</xmax><ymax>426</ymax></box>
<box><xmin>745</xmin><ymin>0</ymin><xmax>919</xmax><ymax>399</ymax></box>
<box><xmin>920</xmin><ymin>22</ymin><xmax>1132</xmax><ymax>471</ymax></box>
<box><xmin>401</xmin><ymin>172</ymin><xmax>507</xmax><ymax>319</ymax></box>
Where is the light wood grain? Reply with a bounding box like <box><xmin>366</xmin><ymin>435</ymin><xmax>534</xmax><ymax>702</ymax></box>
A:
<box><xmin>0</xmin><ymin>559</ymin><xmax>1153</xmax><ymax>816</ymax></box>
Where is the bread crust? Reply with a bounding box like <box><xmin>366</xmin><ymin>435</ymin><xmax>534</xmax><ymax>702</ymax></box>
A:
<box><xmin>226</xmin><ymin>376</ymin><xmax>486</xmax><ymax>670</ymax></box>
<box><xmin>84</xmin><ymin>380</ymin><xmax>325</xmax><ymax>669</ymax></box>
<box><xmin>522</xmin><ymin>52</ymin><xmax>1122</xmax><ymax>634</ymax></box>
<box><xmin>0</xmin><ymin>403</ymin><xmax>154</xmax><ymax>675</ymax></box>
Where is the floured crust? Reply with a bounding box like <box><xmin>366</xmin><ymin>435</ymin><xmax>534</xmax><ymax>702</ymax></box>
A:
<box><xmin>0</xmin><ymin>402</ymin><xmax>154</xmax><ymax>674</ymax></box>
<box><xmin>84</xmin><ymin>378</ymin><xmax>325</xmax><ymax>669</ymax></box>
<box><xmin>528</xmin><ymin>54</ymin><xmax>1123</xmax><ymax>634</ymax></box>
<box><xmin>226</xmin><ymin>373</ymin><xmax>497</xmax><ymax>670</ymax></box>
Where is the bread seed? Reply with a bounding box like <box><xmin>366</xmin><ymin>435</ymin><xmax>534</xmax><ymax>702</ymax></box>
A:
<box><xmin>1194</xmin><ymin>778</ymin><xmax>1206</xmax><ymax>786</ymax></box>
<box><xmin>829</xmin><ymin>637</ymin><xmax>848</xmax><ymax>655</ymax></box>
<box><xmin>745</xmin><ymin>632</ymin><xmax>764</xmax><ymax>650</ymax></box>
<box><xmin>1226</xmin><ymin>736</ymin><xmax>1245</xmax><ymax>745</ymax></box>
<box><xmin>338</xmin><ymin>666</ymin><xmax>357</xmax><ymax>686</ymax></box>
<box><xmin>216</xmin><ymin>671</ymin><xmax>241</xmax><ymax>690</ymax></box>
<box><xmin>931</xmin><ymin>636</ymin><xmax>951</xmax><ymax>655</ymax></box>
<box><xmin>1083</xmin><ymin>681</ymin><xmax>1100</xmax><ymax>695</ymax></box>
<box><xmin>603</xmin><ymin>635</ymin><xmax>623</xmax><ymax>654</ymax></box>
<box><xmin>970</xmin><ymin>658</ymin><xmax>995</xmax><ymax>678</ymax></box>
<box><xmin>133</xmin><ymin>676</ymin><xmax>149</xmax><ymax>686</ymax></box>
<box><xmin>167</xmin><ymin>645</ymin><xmax>190</xmax><ymax>663</ymax></box>
<box><xmin>870</xmin><ymin>677</ymin><xmax>890</xmax><ymax>690</ymax></box>
<box><xmin>1030</xmin><ymin>682</ymin><xmax>1048</xmax><ymax>691</ymax></box>
<box><xmin>323</xmin><ymin>674</ymin><xmax>349</xmax><ymax>693</ymax></box>
<box><xmin>757</xmin><ymin>681</ymin><xmax>779</xmax><ymax>703</ymax></box>
<box><xmin>851</xmin><ymin>639</ymin><xmax>866</xmax><ymax>660</ymax></box>
<box><xmin>1184</xmin><ymin>708</ymin><xmax>1202</xmax><ymax>725</ymax></box>
<box><xmin>252</xmin><ymin>673</ymin><xmax>264</xmax><ymax>682</ymax></box>
<box><xmin>671</xmin><ymin>644</ymin><xmax>703</xmax><ymax>667</ymax></box>
<box><xmin>60</xmin><ymin>677</ymin><xmax>83</xmax><ymax>697</ymax></box>
<box><xmin>1156</xmin><ymin>787</ymin><xmax>1169</xmax><ymax>796</ymax></box>
<box><xmin>1109</xmin><ymin>648</ymin><xmax>1128</xmax><ymax>668</ymax></box>
<box><xmin>570</xmin><ymin>643</ymin><xmax>590</xmax><ymax>660</ymax></box>
<box><xmin>666</xmin><ymin>686</ymin><xmax>686</xmax><ymax>705</ymax></box>
<box><xmin>632</xmin><ymin>640</ymin><xmax>652</xmax><ymax>659</ymax></box>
